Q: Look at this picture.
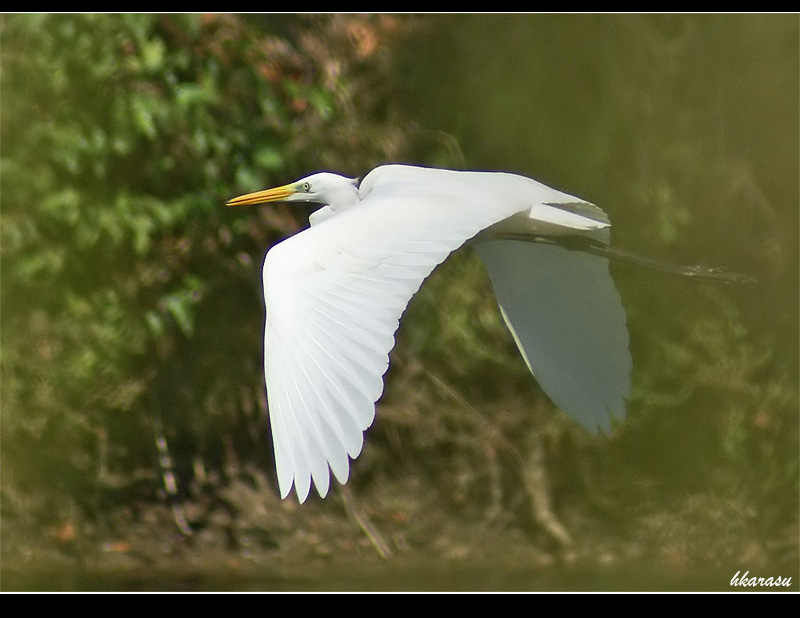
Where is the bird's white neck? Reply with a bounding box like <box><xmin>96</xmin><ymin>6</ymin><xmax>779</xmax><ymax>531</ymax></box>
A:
<box><xmin>322</xmin><ymin>177</ymin><xmax>361</xmax><ymax>212</ymax></box>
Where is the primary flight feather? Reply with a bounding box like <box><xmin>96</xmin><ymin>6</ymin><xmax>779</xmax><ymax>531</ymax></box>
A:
<box><xmin>227</xmin><ymin>164</ymin><xmax>631</xmax><ymax>502</ymax></box>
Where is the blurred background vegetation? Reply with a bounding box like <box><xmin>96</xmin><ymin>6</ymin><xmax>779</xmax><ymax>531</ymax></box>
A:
<box><xmin>1</xmin><ymin>14</ymin><xmax>797</xmax><ymax>591</ymax></box>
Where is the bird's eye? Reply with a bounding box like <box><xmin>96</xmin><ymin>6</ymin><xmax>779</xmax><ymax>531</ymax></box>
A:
<box><xmin>302</xmin><ymin>182</ymin><xmax>311</xmax><ymax>192</ymax></box>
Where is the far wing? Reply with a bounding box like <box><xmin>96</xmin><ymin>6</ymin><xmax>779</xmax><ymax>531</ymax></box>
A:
<box><xmin>475</xmin><ymin>239</ymin><xmax>631</xmax><ymax>432</ymax></box>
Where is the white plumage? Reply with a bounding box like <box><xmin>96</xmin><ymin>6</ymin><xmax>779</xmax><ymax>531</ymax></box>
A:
<box><xmin>228</xmin><ymin>165</ymin><xmax>631</xmax><ymax>502</ymax></box>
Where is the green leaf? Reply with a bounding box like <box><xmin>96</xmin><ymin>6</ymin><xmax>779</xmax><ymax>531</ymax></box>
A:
<box><xmin>254</xmin><ymin>146</ymin><xmax>285</xmax><ymax>171</ymax></box>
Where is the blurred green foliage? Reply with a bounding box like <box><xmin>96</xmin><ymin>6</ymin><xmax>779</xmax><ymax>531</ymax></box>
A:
<box><xmin>1</xmin><ymin>14</ymin><xmax>417</xmax><ymax>516</ymax></box>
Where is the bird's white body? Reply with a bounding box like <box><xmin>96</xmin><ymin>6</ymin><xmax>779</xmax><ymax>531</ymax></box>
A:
<box><xmin>229</xmin><ymin>164</ymin><xmax>631</xmax><ymax>502</ymax></box>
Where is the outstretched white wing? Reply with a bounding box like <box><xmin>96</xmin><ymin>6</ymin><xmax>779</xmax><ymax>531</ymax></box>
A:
<box><xmin>262</xmin><ymin>165</ymin><xmax>617</xmax><ymax>502</ymax></box>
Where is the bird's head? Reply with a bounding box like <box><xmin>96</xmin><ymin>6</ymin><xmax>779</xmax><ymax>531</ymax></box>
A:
<box><xmin>227</xmin><ymin>172</ymin><xmax>359</xmax><ymax>211</ymax></box>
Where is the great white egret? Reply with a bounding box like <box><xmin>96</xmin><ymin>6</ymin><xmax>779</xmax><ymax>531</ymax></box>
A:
<box><xmin>226</xmin><ymin>164</ymin><xmax>735</xmax><ymax>503</ymax></box>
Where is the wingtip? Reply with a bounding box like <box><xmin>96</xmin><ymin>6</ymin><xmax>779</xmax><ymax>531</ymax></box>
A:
<box><xmin>295</xmin><ymin>483</ymin><xmax>311</xmax><ymax>504</ymax></box>
<box><xmin>280</xmin><ymin>473</ymin><xmax>336</xmax><ymax>503</ymax></box>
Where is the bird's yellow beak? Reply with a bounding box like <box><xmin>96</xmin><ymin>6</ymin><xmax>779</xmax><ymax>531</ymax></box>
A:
<box><xmin>226</xmin><ymin>184</ymin><xmax>296</xmax><ymax>207</ymax></box>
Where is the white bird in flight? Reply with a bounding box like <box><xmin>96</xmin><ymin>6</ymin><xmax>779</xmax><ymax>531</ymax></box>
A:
<box><xmin>226</xmin><ymin>164</ymin><xmax>737</xmax><ymax>503</ymax></box>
